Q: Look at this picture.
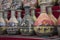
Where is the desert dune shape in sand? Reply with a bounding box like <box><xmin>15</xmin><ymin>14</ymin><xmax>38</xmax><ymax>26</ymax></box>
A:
<box><xmin>34</xmin><ymin>12</ymin><xmax>54</xmax><ymax>26</ymax></box>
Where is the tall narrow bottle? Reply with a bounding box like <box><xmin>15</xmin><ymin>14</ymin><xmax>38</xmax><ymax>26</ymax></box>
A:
<box><xmin>0</xmin><ymin>9</ymin><xmax>6</xmax><ymax>34</ymax></box>
<box><xmin>34</xmin><ymin>1</ymin><xmax>54</xmax><ymax>36</ymax></box>
<box><xmin>20</xmin><ymin>6</ymin><xmax>34</xmax><ymax>35</ymax></box>
<box><xmin>30</xmin><ymin>0</ymin><xmax>37</xmax><ymax>22</ymax></box>
<box><xmin>16</xmin><ymin>0</ymin><xmax>22</xmax><ymax>26</ymax></box>
<box><xmin>7</xmin><ymin>7</ymin><xmax>18</xmax><ymax>35</ymax></box>
<box><xmin>31</xmin><ymin>7</ymin><xmax>36</xmax><ymax>22</ymax></box>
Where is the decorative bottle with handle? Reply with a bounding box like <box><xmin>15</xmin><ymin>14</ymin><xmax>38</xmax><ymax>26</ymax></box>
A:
<box><xmin>7</xmin><ymin>6</ymin><xmax>18</xmax><ymax>35</ymax></box>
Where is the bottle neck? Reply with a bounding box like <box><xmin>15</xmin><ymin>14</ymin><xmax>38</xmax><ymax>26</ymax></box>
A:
<box><xmin>18</xmin><ymin>11</ymin><xmax>21</xmax><ymax>18</ymax></box>
<box><xmin>24</xmin><ymin>7</ymin><xmax>30</xmax><ymax>16</ymax></box>
<box><xmin>31</xmin><ymin>9</ymin><xmax>35</xmax><ymax>16</ymax></box>
<box><xmin>48</xmin><ymin>7</ymin><xmax>52</xmax><ymax>14</ymax></box>
<box><xmin>40</xmin><ymin>5</ymin><xmax>47</xmax><ymax>13</ymax></box>
<box><xmin>4</xmin><ymin>11</ymin><xmax>8</xmax><ymax>19</ymax></box>
<box><xmin>11</xmin><ymin>10</ymin><xmax>15</xmax><ymax>18</ymax></box>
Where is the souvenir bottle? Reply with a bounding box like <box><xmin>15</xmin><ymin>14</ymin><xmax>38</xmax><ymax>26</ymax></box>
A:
<box><xmin>30</xmin><ymin>0</ymin><xmax>37</xmax><ymax>22</ymax></box>
<box><xmin>15</xmin><ymin>0</ymin><xmax>22</xmax><ymax>26</ymax></box>
<box><xmin>13</xmin><ymin>0</ymin><xmax>23</xmax><ymax>34</ymax></box>
<box><xmin>17</xmin><ymin>10</ymin><xmax>22</xmax><ymax>33</ymax></box>
<box><xmin>20</xmin><ymin>6</ymin><xmax>34</xmax><ymax>35</ymax></box>
<box><xmin>34</xmin><ymin>0</ymin><xmax>55</xmax><ymax>36</ymax></box>
<box><xmin>17</xmin><ymin>10</ymin><xmax>22</xmax><ymax>27</ymax></box>
<box><xmin>7</xmin><ymin>7</ymin><xmax>18</xmax><ymax>35</ymax></box>
<box><xmin>20</xmin><ymin>0</ymin><xmax>34</xmax><ymax>35</ymax></box>
<box><xmin>1</xmin><ymin>0</ymin><xmax>12</xmax><ymax>34</ymax></box>
<box><xmin>7</xmin><ymin>0</ymin><xmax>22</xmax><ymax>35</ymax></box>
<box><xmin>0</xmin><ymin>7</ymin><xmax>6</xmax><ymax>34</ymax></box>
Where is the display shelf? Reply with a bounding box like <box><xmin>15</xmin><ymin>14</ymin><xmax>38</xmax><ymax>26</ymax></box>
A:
<box><xmin>0</xmin><ymin>35</ymin><xmax>60</xmax><ymax>40</ymax></box>
<box><xmin>0</xmin><ymin>35</ymin><xmax>47</xmax><ymax>40</ymax></box>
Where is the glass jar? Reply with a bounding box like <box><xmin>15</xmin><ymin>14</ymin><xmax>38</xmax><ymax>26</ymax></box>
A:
<box><xmin>0</xmin><ymin>10</ymin><xmax>6</xmax><ymax>34</ymax></box>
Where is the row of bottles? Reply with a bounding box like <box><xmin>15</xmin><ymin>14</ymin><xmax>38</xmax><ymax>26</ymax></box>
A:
<box><xmin>0</xmin><ymin>0</ymin><xmax>60</xmax><ymax>37</ymax></box>
<box><xmin>0</xmin><ymin>5</ymin><xmax>59</xmax><ymax>36</ymax></box>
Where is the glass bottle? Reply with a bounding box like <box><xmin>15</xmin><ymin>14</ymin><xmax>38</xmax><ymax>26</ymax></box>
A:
<box><xmin>0</xmin><ymin>9</ymin><xmax>6</xmax><ymax>34</ymax></box>
<box><xmin>4</xmin><ymin>10</ymin><xmax>9</xmax><ymax>24</ymax></box>
<box><xmin>31</xmin><ymin>7</ymin><xmax>36</xmax><ymax>22</ymax></box>
<box><xmin>7</xmin><ymin>7</ymin><xmax>18</xmax><ymax>35</ymax></box>
<box><xmin>34</xmin><ymin>1</ymin><xmax>54</xmax><ymax>36</ymax></box>
<box><xmin>30</xmin><ymin>0</ymin><xmax>37</xmax><ymax>22</ymax></box>
<box><xmin>15</xmin><ymin>0</ymin><xmax>22</xmax><ymax>26</ymax></box>
<box><xmin>20</xmin><ymin>6</ymin><xmax>34</xmax><ymax>35</ymax></box>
